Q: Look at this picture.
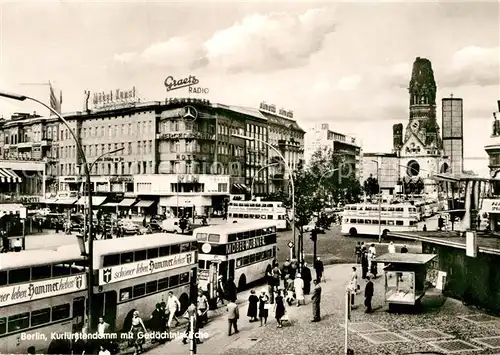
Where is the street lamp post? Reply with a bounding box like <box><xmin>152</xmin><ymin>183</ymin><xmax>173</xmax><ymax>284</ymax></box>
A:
<box><xmin>371</xmin><ymin>160</ymin><xmax>382</xmax><ymax>243</ymax></box>
<box><xmin>81</xmin><ymin>147</ymin><xmax>125</xmax><ymax>239</ymax></box>
<box><xmin>232</xmin><ymin>134</ymin><xmax>296</xmax><ymax>258</ymax></box>
<box><xmin>250</xmin><ymin>162</ymin><xmax>279</xmax><ymax>199</ymax></box>
<box><xmin>0</xmin><ymin>91</ymin><xmax>96</xmax><ymax>330</ymax></box>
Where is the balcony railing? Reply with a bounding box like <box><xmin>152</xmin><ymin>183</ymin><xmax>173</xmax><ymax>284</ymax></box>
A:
<box><xmin>156</xmin><ymin>132</ymin><xmax>216</xmax><ymax>140</ymax></box>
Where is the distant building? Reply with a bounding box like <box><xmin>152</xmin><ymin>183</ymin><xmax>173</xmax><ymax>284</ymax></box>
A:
<box><xmin>362</xmin><ymin>57</ymin><xmax>449</xmax><ymax>196</ymax></box>
<box><xmin>442</xmin><ymin>96</ymin><xmax>464</xmax><ymax>174</ymax></box>
<box><xmin>304</xmin><ymin>123</ymin><xmax>362</xmax><ymax>180</ymax></box>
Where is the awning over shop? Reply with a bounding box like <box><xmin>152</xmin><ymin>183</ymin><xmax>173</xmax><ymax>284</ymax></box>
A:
<box><xmin>56</xmin><ymin>198</ymin><xmax>77</xmax><ymax>205</ymax></box>
<box><xmin>76</xmin><ymin>196</ymin><xmax>107</xmax><ymax>207</ymax></box>
<box><xmin>102</xmin><ymin>201</ymin><xmax>120</xmax><ymax>207</ymax></box>
<box><xmin>231</xmin><ymin>183</ymin><xmax>248</xmax><ymax>194</ymax></box>
<box><xmin>39</xmin><ymin>198</ymin><xmax>58</xmax><ymax>204</ymax></box>
<box><xmin>0</xmin><ymin>168</ymin><xmax>22</xmax><ymax>183</ymax></box>
<box><xmin>0</xmin><ymin>203</ymin><xmax>23</xmax><ymax>216</ymax></box>
<box><xmin>134</xmin><ymin>200</ymin><xmax>155</xmax><ymax>208</ymax></box>
<box><xmin>118</xmin><ymin>198</ymin><xmax>136</xmax><ymax>207</ymax></box>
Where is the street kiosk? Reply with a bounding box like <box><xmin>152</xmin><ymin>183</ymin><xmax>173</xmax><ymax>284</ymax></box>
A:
<box><xmin>375</xmin><ymin>253</ymin><xmax>437</xmax><ymax>308</ymax></box>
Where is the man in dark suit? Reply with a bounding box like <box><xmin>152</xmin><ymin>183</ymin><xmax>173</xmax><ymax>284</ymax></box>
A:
<box><xmin>364</xmin><ymin>277</ymin><xmax>374</xmax><ymax>313</ymax></box>
<box><xmin>311</xmin><ymin>279</ymin><xmax>322</xmax><ymax>322</ymax></box>
<box><xmin>302</xmin><ymin>262</ymin><xmax>312</xmax><ymax>295</ymax></box>
<box><xmin>150</xmin><ymin>303</ymin><xmax>166</xmax><ymax>344</ymax></box>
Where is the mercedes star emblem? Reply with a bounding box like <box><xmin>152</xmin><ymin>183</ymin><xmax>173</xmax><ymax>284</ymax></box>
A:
<box><xmin>183</xmin><ymin>105</ymin><xmax>198</xmax><ymax>121</ymax></box>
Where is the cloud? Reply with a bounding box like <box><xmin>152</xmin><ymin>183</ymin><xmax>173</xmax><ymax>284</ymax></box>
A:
<box><xmin>113</xmin><ymin>7</ymin><xmax>337</xmax><ymax>73</ymax></box>
<box><xmin>141</xmin><ymin>36</ymin><xmax>207</xmax><ymax>69</ymax></box>
<box><xmin>113</xmin><ymin>52</ymin><xmax>137</xmax><ymax>64</ymax></box>
<box><xmin>441</xmin><ymin>46</ymin><xmax>500</xmax><ymax>87</ymax></box>
<box><xmin>336</xmin><ymin>75</ymin><xmax>362</xmax><ymax>91</ymax></box>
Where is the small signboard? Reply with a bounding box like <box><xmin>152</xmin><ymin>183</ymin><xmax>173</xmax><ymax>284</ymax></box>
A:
<box><xmin>19</xmin><ymin>207</ymin><xmax>27</xmax><ymax>219</ymax></box>
<box><xmin>287</xmin><ymin>241</ymin><xmax>294</xmax><ymax>249</ymax></box>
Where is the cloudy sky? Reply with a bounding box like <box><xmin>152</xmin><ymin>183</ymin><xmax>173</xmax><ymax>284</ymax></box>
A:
<box><xmin>0</xmin><ymin>0</ymin><xmax>498</xmax><ymax>174</ymax></box>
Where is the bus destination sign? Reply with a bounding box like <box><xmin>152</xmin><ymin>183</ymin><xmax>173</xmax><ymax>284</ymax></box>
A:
<box><xmin>99</xmin><ymin>251</ymin><xmax>196</xmax><ymax>285</ymax></box>
<box><xmin>226</xmin><ymin>236</ymin><xmax>266</xmax><ymax>254</ymax></box>
<box><xmin>0</xmin><ymin>274</ymin><xmax>86</xmax><ymax>307</ymax></box>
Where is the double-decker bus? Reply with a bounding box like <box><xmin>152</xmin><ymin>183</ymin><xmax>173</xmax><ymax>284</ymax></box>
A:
<box><xmin>227</xmin><ymin>200</ymin><xmax>289</xmax><ymax>230</ymax></box>
<box><xmin>341</xmin><ymin>202</ymin><xmax>419</xmax><ymax>237</ymax></box>
<box><xmin>195</xmin><ymin>221</ymin><xmax>277</xmax><ymax>305</ymax></box>
<box><xmin>0</xmin><ymin>248</ymin><xmax>87</xmax><ymax>354</ymax></box>
<box><xmin>93</xmin><ymin>233</ymin><xmax>198</xmax><ymax>332</ymax></box>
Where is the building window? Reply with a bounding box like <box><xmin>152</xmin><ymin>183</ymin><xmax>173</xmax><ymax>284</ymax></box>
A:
<box><xmin>218</xmin><ymin>183</ymin><xmax>227</xmax><ymax>192</ymax></box>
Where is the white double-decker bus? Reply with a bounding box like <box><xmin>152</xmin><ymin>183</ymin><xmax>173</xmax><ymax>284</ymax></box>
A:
<box><xmin>0</xmin><ymin>248</ymin><xmax>87</xmax><ymax>354</ymax></box>
<box><xmin>341</xmin><ymin>203</ymin><xmax>419</xmax><ymax>237</ymax></box>
<box><xmin>195</xmin><ymin>221</ymin><xmax>277</xmax><ymax>306</ymax></box>
<box><xmin>227</xmin><ymin>200</ymin><xmax>289</xmax><ymax>230</ymax></box>
<box><xmin>93</xmin><ymin>233</ymin><xmax>198</xmax><ymax>332</ymax></box>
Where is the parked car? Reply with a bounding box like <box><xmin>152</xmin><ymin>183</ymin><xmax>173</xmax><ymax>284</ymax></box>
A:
<box><xmin>302</xmin><ymin>223</ymin><xmax>325</xmax><ymax>233</ymax></box>
<box><xmin>161</xmin><ymin>219</ymin><xmax>191</xmax><ymax>234</ymax></box>
<box><xmin>148</xmin><ymin>221</ymin><xmax>163</xmax><ymax>232</ymax></box>
<box><xmin>121</xmin><ymin>220</ymin><xmax>140</xmax><ymax>234</ymax></box>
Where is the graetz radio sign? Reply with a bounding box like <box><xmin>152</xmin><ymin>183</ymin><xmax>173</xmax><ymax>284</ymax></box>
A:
<box><xmin>99</xmin><ymin>251</ymin><xmax>196</xmax><ymax>285</ymax></box>
<box><xmin>164</xmin><ymin>75</ymin><xmax>209</xmax><ymax>94</ymax></box>
<box><xmin>0</xmin><ymin>275</ymin><xmax>86</xmax><ymax>307</ymax></box>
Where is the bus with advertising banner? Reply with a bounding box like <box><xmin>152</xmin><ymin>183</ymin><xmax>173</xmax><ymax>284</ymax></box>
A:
<box><xmin>227</xmin><ymin>200</ymin><xmax>289</xmax><ymax>230</ymax></box>
<box><xmin>195</xmin><ymin>221</ymin><xmax>277</xmax><ymax>307</ymax></box>
<box><xmin>0</xmin><ymin>248</ymin><xmax>87</xmax><ymax>354</ymax></box>
<box><xmin>93</xmin><ymin>233</ymin><xmax>198</xmax><ymax>332</ymax></box>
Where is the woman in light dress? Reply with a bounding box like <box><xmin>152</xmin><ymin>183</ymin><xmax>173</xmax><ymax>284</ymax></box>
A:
<box><xmin>294</xmin><ymin>273</ymin><xmax>304</xmax><ymax>306</ymax></box>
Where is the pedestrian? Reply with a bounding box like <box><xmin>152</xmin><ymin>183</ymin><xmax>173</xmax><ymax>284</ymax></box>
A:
<box><xmin>166</xmin><ymin>291</ymin><xmax>181</xmax><ymax>328</ymax></box>
<box><xmin>368</xmin><ymin>244</ymin><xmax>376</xmax><ymax>270</ymax></box>
<box><xmin>364</xmin><ymin>276</ymin><xmax>374</xmax><ymax>313</ymax></box>
<box><xmin>217</xmin><ymin>275</ymin><xmax>226</xmax><ymax>305</ymax></box>
<box><xmin>314</xmin><ymin>257</ymin><xmax>324</xmax><ymax>282</ymax></box>
<box><xmin>274</xmin><ymin>289</ymin><xmax>286</xmax><ymax>328</ymax></box>
<box><xmin>265</xmin><ymin>265</ymin><xmax>275</xmax><ymax>304</ymax></box>
<box><xmin>2</xmin><ymin>232</ymin><xmax>9</xmax><ymax>252</ymax></box>
<box><xmin>283</xmin><ymin>275</ymin><xmax>294</xmax><ymax>306</ymax></box>
<box><xmin>282</xmin><ymin>259</ymin><xmax>290</xmax><ymax>281</ymax></box>
<box><xmin>355</xmin><ymin>242</ymin><xmax>362</xmax><ymax>264</ymax></box>
<box><xmin>258</xmin><ymin>291</ymin><xmax>269</xmax><ymax>327</ymax></box>
<box><xmin>13</xmin><ymin>238</ymin><xmax>22</xmax><ymax>252</ymax></box>
<box><xmin>350</xmin><ymin>266</ymin><xmax>359</xmax><ymax>294</ymax></box>
<box><xmin>401</xmin><ymin>244</ymin><xmax>408</xmax><ymax>253</ymax></box>
<box><xmin>302</xmin><ymin>262</ymin><xmax>312</xmax><ymax>295</ymax></box>
<box><xmin>361</xmin><ymin>249</ymin><xmax>369</xmax><ymax>279</ymax></box>
<box><xmin>289</xmin><ymin>259</ymin><xmax>298</xmax><ymax>280</ymax></box>
<box><xmin>150</xmin><ymin>303</ymin><xmax>165</xmax><ymax>344</ymax></box>
<box><xmin>182</xmin><ymin>303</ymin><xmax>202</xmax><ymax>345</ymax></box>
<box><xmin>423</xmin><ymin>224</ymin><xmax>427</xmax><ymax>232</ymax></box>
<box><xmin>311</xmin><ymin>279</ymin><xmax>322</xmax><ymax>322</ymax></box>
<box><xmin>272</xmin><ymin>262</ymin><xmax>282</xmax><ymax>291</ymax></box>
<box><xmin>226</xmin><ymin>299</ymin><xmax>239</xmax><ymax>336</ymax></box>
<box><xmin>388</xmin><ymin>241</ymin><xmax>395</xmax><ymax>254</ymax></box>
<box><xmin>98</xmin><ymin>344</ymin><xmax>111</xmax><ymax>355</ymax></box>
<box><xmin>247</xmin><ymin>290</ymin><xmax>259</xmax><ymax>322</ymax></box>
<box><xmin>128</xmin><ymin>311</ymin><xmax>146</xmax><ymax>355</ymax></box>
<box><xmin>225</xmin><ymin>277</ymin><xmax>237</xmax><ymax>303</ymax></box>
<box><xmin>294</xmin><ymin>273</ymin><xmax>304</xmax><ymax>306</ymax></box>
<box><xmin>197</xmin><ymin>290</ymin><xmax>208</xmax><ymax>327</ymax></box>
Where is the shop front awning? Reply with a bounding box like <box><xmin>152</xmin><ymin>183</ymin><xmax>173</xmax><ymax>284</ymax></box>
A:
<box><xmin>118</xmin><ymin>198</ymin><xmax>136</xmax><ymax>207</ymax></box>
<box><xmin>0</xmin><ymin>168</ymin><xmax>22</xmax><ymax>183</ymax></box>
<box><xmin>0</xmin><ymin>203</ymin><xmax>24</xmax><ymax>216</ymax></box>
<box><xmin>56</xmin><ymin>198</ymin><xmax>77</xmax><ymax>205</ymax></box>
<box><xmin>231</xmin><ymin>184</ymin><xmax>248</xmax><ymax>194</ymax></box>
<box><xmin>102</xmin><ymin>201</ymin><xmax>120</xmax><ymax>207</ymax></box>
<box><xmin>39</xmin><ymin>198</ymin><xmax>58</xmax><ymax>204</ymax></box>
<box><xmin>76</xmin><ymin>196</ymin><xmax>107</xmax><ymax>207</ymax></box>
<box><xmin>134</xmin><ymin>200</ymin><xmax>155</xmax><ymax>208</ymax></box>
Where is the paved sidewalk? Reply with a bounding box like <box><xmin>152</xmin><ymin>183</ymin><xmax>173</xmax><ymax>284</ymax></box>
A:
<box><xmin>140</xmin><ymin>264</ymin><xmax>500</xmax><ymax>355</ymax></box>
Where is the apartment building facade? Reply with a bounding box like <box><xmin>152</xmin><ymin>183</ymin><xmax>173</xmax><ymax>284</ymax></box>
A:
<box><xmin>0</xmin><ymin>97</ymin><xmax>305</xmax><ymax>214</ymax></box>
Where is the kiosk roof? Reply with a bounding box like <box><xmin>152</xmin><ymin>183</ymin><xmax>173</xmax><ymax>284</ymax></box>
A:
<box><xmin>375</xmin><ymin>253</ymin><xmax>437</xmax><ymax>264</ymax></box>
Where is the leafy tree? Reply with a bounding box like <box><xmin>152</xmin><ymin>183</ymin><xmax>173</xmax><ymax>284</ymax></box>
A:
<box><xmin>363</xmin><ymin>174</ymin><xmax>380</xmax><ymax>197</ymax></box>
<box><xmin>309</xmin><ymin>147</ymin><xmax>362</xmax><ymax>205</ymax></box>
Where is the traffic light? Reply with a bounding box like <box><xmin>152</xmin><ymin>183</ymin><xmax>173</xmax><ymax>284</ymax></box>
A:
<box><xmin>310</xmin><ymin>229</ymin><xmax>318</xmax><ymax>242</ymax></box>
<box><xmin>438</xmin><ymin>217</ymin><xmax>444</xmax><ymax>230</ymax></box>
